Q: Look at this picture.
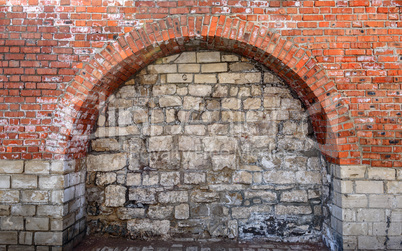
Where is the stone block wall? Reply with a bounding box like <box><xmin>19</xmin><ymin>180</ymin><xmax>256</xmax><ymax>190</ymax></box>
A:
<box><xmin>326</xmin><ymin>164</ymin><xmax>402</xmax><ymax>250</ymax></box>
<box><xmin>85</xmin><ymin>51</ymin><xmax>330</xmax><ymax>242</ymax></box>
<box><xmin>0</xmin><ymin>160</ymin><xmax>86</xmax><ymax>250</ymax></box>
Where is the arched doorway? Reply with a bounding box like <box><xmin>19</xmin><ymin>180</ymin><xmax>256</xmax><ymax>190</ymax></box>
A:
<box><xmin>85</xmin><ymin>51</ymin><xmax>330</xmax><ymax>243</ymax></box>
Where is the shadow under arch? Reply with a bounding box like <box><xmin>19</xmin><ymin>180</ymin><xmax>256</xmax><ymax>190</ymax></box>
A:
<box><xmin>50</xmin><ymin>15</ymin><xmax>359</xmax><ymax>165</ymax></box>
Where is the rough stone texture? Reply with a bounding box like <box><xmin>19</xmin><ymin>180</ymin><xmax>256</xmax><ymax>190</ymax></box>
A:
<box><xmin>86</xmin><ymin>52</ymin><xmax>327</xmax><ymax>243</ymax></box>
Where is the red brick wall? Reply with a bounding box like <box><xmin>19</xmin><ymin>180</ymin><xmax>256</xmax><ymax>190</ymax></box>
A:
<box><xmin>0</xmin><ymin>0</ymin><xmax>401</xmax><ymax>167</ymax></box>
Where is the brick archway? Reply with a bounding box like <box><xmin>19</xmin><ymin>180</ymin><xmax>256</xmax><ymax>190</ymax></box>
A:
<box><xmin>51</xmin><ymin>16</ymin><xmax>359</xmax><ymax>165</ymax></box>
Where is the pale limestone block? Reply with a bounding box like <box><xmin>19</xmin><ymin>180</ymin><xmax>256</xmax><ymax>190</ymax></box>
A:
<box><xmin>182</xmin><ymin>152</ymin><xmax>209</xmax><ymax>169</ymax></box>
<box><xmin>127</xmin><ymin>219</ymin><xmax>170</xmax><ymax>236</ymax></box>
<box><xmin>355</xmin><ymin>180</ymin><xmax>384</xmax><ymax>194</ymax></box>
<box><xmin>91</xmin><ymin>138</ymin><xmax>120</xmax><ymax>152</ymax></box>
<box><xmin>179</xmin><ymin>136</ymin><xmax>202</xmax><ymax>151</ymax></box>
<box><xmin>38</xmin><ymin>175</ymin><xmax>64</xmax><ymax>189</ymax></box>
<box><xmin>126</xmin><ymin>173</ymin><xmax>141</xmax><ymax>186</ymax></box>
<box><xmin>19</xmin><ymin>231</ymin><xmax>33</xmax><ymax>245</ymax></box>
<box><xmin>25</xmin><ymin>217</ymin><xmax>49</xmax><ymax>231</ymax></box>
<box><xmin>158</xmin><ymin>191</ymin><xmax>188</xmax><ymax>203</ymax></box>
<box><xmin>244</xmin><ymin>190</ymin><xmax>276</xmax><ymax>202</ymax></box>
<box><xmin>164</xmin><ymin>125</ymin><xmax>182</xmax><ymax>135</ymax></box>
<box><xmin>230</xmin><ymin>86</ymin><xmax>238</xmax><ymax>96</ymax></box>
<box><xmin>0</xmin><ymin>160</ymin><xmax>24</xmax><ymax>174</ymax></box>
<box><xmin>264</xmin><ymin>73</ymin><xmax>281</xmax><ymax>83</ymax></box>
<box><xmin>212</xmin><ymin>84</ymin><xmax>228</xmax><ymax>97</ymax></box>
<box><xmin>148</xmin><ymin>64</ymin><xmax>177</xmax><ymax>74</ymax></box>
<box><xmin>11</xmin><ymin>204</ymin><xmax>36</xmax><ymax>216</ymax></box>
<box><xmin>177</xmin><ymin>87</ymin><xmax>188</xmax><ymax>95</ymax></box>
<box><xmin>178</xmin><ymin>64</ymin><xmax>200</xmax><ymax>73</ymax></box>
<box><xmin>232</xmin><ymin>205</ymin><xmax>272</xmax><ymax>219</ymax></box>
<box><xmin>34</xmin><ymin>232</ymin><xmax>62</xmax><ymax>245</ymax></box>
<box><xmin>148</xmin><ymin>136</ymin><xmax>173</xmax><ymax>151</ymax></box>
<box><xmin>175</xmin><ymin>52</ymin><xmax>196</xmax><ymax>63</ymax></box>
<box><xmin>159</xmin><ymin>96</ymin><xmax>182</xmax><ymax>107</ymax></box>
<box><xmin>263</xmin><ymin>96</ymin><xmax>281</xmax><ymax>108</ymax></box>
<box><xmin>356</xmin><ymin>208</ymin><xmax>385</xmax><ymax>222</ymax></box>
<box><xmin>201</xmin><ymin>63</ymin><xmax>227</xmax><ymax>73</ymax></box>
<box><xmin>95</xmin><ymin>126</ymin><xmax>140</xmax><ymax>137</ymax></box>
<box><xmin>50</xmin><ymin>190</ymin><xmax>64</xmax><ymax>204</ymax></box>
<box><xmin>229</xmin><ymin>62</ymin><xmax>254</xmax><ymax>72</ymax></box>
<box><xmin>271</xmin><ymin>110</ymin><xmax>289</xmax><ymax>120</ymax></box>
<box><xmin>21</xmin><ymin>190</ymin><xmax>49</xmax><ymax>203</ymax></box>
<box><xmin>0</xmin><ymin>217</ymin><xmax>24</xmax><ymax>230</ymax></box>
<box><xmin>203</xmin><ymin>137</ymin><xmax>237</xmax><ymax>152</ymax></box>
<box><xmin>238</xmin><ymin>87</ymin><xmax>251</xmax><ymax>97</ymax></box>
<box><xmin>342</xmin><ymin>194</ymin><xmax>368</xmax><ymax>208</ymax></box>
<box><xmin>368</xmin><ymin>194</ymin><xmax>394</xmax><ymax>208</ymax></box>
<box><xmin>251</xmin><ymin>85</ymin><xmax>262</xmax><ymax>96</ymax></box>
<box><xmin>117</xmin><ymin>208</ymin><xmax>145</xmax><ymax>220</ymax></box>
<box><xmin>206</xmin><ymin>99</ymin><xmax>220</xmax><ymax>109</ymax></box>
<box><xmin>387</xmin><ymin>181</ymin><xmax>402</xmax><ymax>194</ymax></box>
<box><xmin>0</xmin><ymin>176</ymin><xmax>10</xmax><ymax>189</ymax></box>
<box><xmin>390</xmin><ymin>210</ymin><xmax>402</xmax><ymax>222</ymax></box>
<box><xmin>129</xmin><ymin>188</ymin><xmax>156</xmax><ymax>204</ymax></box>
<box><xmin>243</xmin><ymin>98</ymin><xmax>261</xmax><ymax>110</ymax></box>
<box><xmin>201</xmin><ymin>111</ymin><xmax>219</xmax><ymax>123</ymax></box>
<box><xmin>105</xmin><ymin>185</ymin><xmax>126</xmax><ymax>207</ymax></box>
<box><xmin>118</xmin><ymin>109</ymin><xmax>132</xmax><ymax>125</ymax></box>
<box><xmin>190</xmin><ymin>190</ymin><xmax>219</xmax><ymax>203</ymax></box>
<box><xmin>165</xmin><ymin>109</ymin><xmax>176</xmax><ymax>123</ymax></box>
<box><xmin>343</xmin><ymin>222</ymin><xmax>368</xmax><ymax>235</ymax></box>
<box><xmin>188</xmin><ymin>84</ymin><xmax>212</xmax><ymax>96</ymax></box>
<box><xmin>160</xmin><ymin>172</ymin><xmax>180</xmax><ymax>186</ymax></box>
<box><xmin>218</xmin><ymin>73</ymin><xmax>238</xmax><ymax>84</ymax></box>
<box><xmin>147</xmin><ymin>205</ymin><xmax>173</xmax><ymax>219</ymax></box>
<box><xmin>275</xmin><ymin>205</ymin><xmax>312</xmax><ymax>215</ymax></box>
<box><xmin>357</xmin><ymin>236</ymin><xmax>386</xmax><ymax>250</ymax></box>
<box><xmin>150</xmin><ymin>109</ymin><xmax>164</xmax><ymax>123</ymax></box>
<box><xmin>282</xmin><ymin>121</ymin><xmax>298</xmax><ymax>135</ymax></box>
<box><xmin>137</xmin><ymin>74</ymin><xmax>158</xmax><ymax>85</ymax></box>
<box><xmin>197</xmin><ymin>51</ymin><xmax>220</xmax><ymax>63</ymax></box>
<box><xmin>142</xmin><ymin>125</ymin><xmax>163</xmax><ymax>136</ymax></box>
<box><xmin>36</xmin><ymin>205</ymin><xmax>63</xmax><ymax>218</ymax></box>
<box><xmin>87</xmin><ymin>153</ymin><xmax>127</xmax><ymax>172</ymax></box>
<box><xmin>296</xmin><ymin>171</ymin><xmax>321</xmax><ymax>185</ymax></box>
<box><xmin>185</xmin><ymin>125</ymin><xmax>206</xmax><ymax>135</ymax></box>
<box><xmin>153</xmin><ymin>84</ymin><xmax>176</xmax><ymax>96</ymax></box>
<box><xmin>194</xmin><ymin>74</ymin><xmax>217</xmax><ymax>83</ymax></box>
<box><xmin>221</xmin><ymin>111</ymin><xmax>245</xmax><ymax>122</ymax></box>
<box><xmin>263</xmin><ymin>170</ymin><xmax>295</xmax><ymax>184</ymax></box>
<box><xmin>337</xmin><ymin>165</ymin><xmax>366</xmax><ymax>179</ymax></box>
<box><xmin>281</xmin><ymin>98</ymin><xmax>301</xmax><ymax>109</ymax></box>
<box><xmin>95</xmin><ymin>172</ymin><xmax>116</xmax><ymax>187</ymax></box>
<box><xmin>184</xmin><ymin>172</ymin><xmax>205</xmax><ymax>184</ymax></box>
<box><xmin>183</xmin><ymin>96</ymin><xmax>204</xmax><ymax>110</ymax></box>
<box><xmin>222</xmin><ymin>54</ymin><xmax>239</xmax><ymax>62</ymax></box>
<box><xmin>233</xmin><ymin>171</ymin><xmax>252</xmax><ymax>184</ymax></box>
<box><xmin>25</xmin><ymin>161</ymin><xmax>50</xmax><ymax>174</ymax></box>
<box><xmin>280</xmin><ymin>190</ymin><xmax>308</xmax><ymax>202</ymax></box>
<box><xmin>175</xmin><ymin>204</ymin><xmax>189</xmax><ymax>219</ymax></box>
<box><xmin>167</xmin><ymin>73</ymin><xmax>193</xmax><ymax>83</ymax></box>
<box><xmin>333</xmin><ymin>179</ymin><xmax>353</xmax><ymax>194</ymax></box>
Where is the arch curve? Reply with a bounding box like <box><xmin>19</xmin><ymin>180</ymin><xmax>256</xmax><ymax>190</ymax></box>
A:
<box><xmin>50</xmin><ymin>16</ymin><xmax>359</xmax><ymax>165</ymax></box>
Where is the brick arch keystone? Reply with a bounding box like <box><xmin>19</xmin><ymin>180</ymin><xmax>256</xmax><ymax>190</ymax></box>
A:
<box><xmin>51</xmin><ymin>16</ymin><xmax>360</xmax><ymax>165</ymax></box>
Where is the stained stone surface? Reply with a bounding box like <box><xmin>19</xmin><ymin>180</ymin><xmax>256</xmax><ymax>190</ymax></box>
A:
<box><xmin>86</xmin><ymin>51</ymin><xmax>329</xmax><ymax>242</ymax></box>
<box><xmin>75</xmin><ymin>237</ymin><xmax>329</xmax><ymax>251</ymax></box>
